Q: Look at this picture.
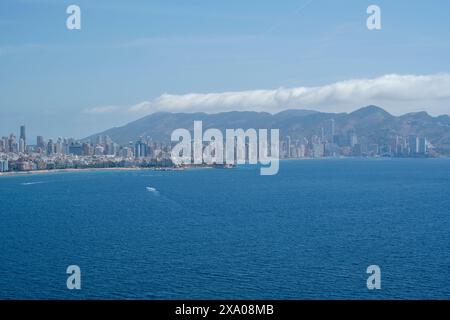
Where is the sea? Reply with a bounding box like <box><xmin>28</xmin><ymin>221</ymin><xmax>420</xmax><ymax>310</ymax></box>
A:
<box><xmin>0</xmin><ymin>158</ymin><xmax>450</xmax><ymax>299</ymax></box>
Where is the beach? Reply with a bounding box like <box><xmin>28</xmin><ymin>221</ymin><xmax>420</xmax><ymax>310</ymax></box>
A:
<box><xmin>0</xmin><ymin>167</ymin><xmax>183</xmax><ymax>177</ymax></box>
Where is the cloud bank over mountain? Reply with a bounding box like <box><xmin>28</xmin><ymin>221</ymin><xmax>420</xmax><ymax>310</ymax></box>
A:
<box><xmin>83</xmin><ymin>74</ymin><xmax>450</xmax><ymax>116</ymax></box>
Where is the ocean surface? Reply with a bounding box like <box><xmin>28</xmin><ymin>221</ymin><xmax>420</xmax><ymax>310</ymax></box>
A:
<box><xmin>1</xmin><ymin>158</ymin><xmax>450</xmax><ymax>299</ymax></box>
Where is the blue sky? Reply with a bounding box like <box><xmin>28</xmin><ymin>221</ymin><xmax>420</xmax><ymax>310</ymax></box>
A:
<box><xmin>1</xmin><ymin>0</ymin><xmax>450</xmax><ymax>140</ymax></box>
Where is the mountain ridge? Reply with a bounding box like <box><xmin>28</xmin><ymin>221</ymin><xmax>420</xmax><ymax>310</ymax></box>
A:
<box><xmin>85</xmin><ymin>106</ymin><xmax>450</xmax><ymax>154</ymax></box>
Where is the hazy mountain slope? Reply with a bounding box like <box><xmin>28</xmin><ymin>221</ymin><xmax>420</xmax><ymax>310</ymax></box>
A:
<box><xmin>85</xmin><ymin>106</ymin><xmax>450</xmax><ymax>153</ymax></box>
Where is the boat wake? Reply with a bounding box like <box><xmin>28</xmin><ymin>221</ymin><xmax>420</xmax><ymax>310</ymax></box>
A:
<box><xmin>146</xmin><ymin>186</ymin><xmax>160</xmax><ymax>196</ymax></box>
<box><xmin>21</xmin><ymin>181</ymin><xmax>46</xmax><ymax>186</ymax></box>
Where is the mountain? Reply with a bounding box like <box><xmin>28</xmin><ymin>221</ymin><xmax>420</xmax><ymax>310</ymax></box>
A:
<box><xmin>86</xmin><ymin>109</ymin><xmax>319</xmax><ymax>145</ymax></box>
<box><xmin>85</xmin><ymin>106</ymin><xmax>450</xmax><ymax>154</ymax></box>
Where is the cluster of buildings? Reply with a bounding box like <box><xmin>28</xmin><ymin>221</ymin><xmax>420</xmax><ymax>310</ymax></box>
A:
<box><xmin>0</xmin><ymin>126</ymin><xmax>173</xmax><ymax>173</ymax></box>
<box><xmin>0</xmin><ymin>121</ymin><xmax>433</xmax><ymax>173</ymax></box>
<box><xmin>279</xmin><ymin>119</ymin><xmax>430</xmax><ymax>159</ymax></box>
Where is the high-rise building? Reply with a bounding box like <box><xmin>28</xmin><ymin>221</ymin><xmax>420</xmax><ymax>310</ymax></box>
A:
<box><xmin>104</xmin><ymin>135</ymin><xmax>112</xmax><ymax>145</ymax></box>
<box><xmin>37</xmin><ymin>136</ymin><xmax>45</xmax><ymax>148</ymax></box>
<box><xmin>286</xmin><ymin>136</ymin><xmax>291</xmax><ymax>158</ymax></box>
<box><xmin>20</xmin><ymin>125</ymin><xmax>26</xmax><ymax>145</ymax></box>
<box><xmin>418</xmin><ymin>137</ymin><xmax>428</xmax><ymax>154</ymax></box>
<box><xmin>408</xmin><ymin>136</ymin><xmax>419</xmax><ymax>154</ymax></box>
<box><xmin>96</xmin><ymin>135</ymin><xmax>103</xmax><ymax>146</ymax></box>
<box><xmin>135</xmin><ymin>139</ymin><xmax>149</xmax><ymax>159</ymax></box>
<box><xmin>105</xmin><ymin>141</ymin><xmax>117</xmax><ymax>156</ymax></box>
<box><xmin>82</xmin><ymin>143</ymin><xmax>92</xmax><ymax>156</ymax></box>
<box><xmin>8</xmin><ymin>134</ymin><xmax>16</xmax><ymax>153</ymax></box>
<box><xmin>62</xmin><ymin>139</ymin><xmax>70</xmax><ymax>155</ymax></box>
<box><xmin>55</xmin><ymin>137</ymin><xmax>63</xmax><ymax>154</ymax></box>
<box><xmin>348</xmin><ymin>131</ymin><xmax>358</xmax><ymax>148</ymax></box>
<box><xmin>19</xmin><ymin>138</ymin><xmax>25</xmax><ymax>153</ymax></box>
<box><xmin>120</xmin><ymin>147</ymin><xmax>133</xmax><ymax>158</ymax></box>
<box><xmin>0</xmin><ymin>159</ymin><xmax>9</xmax><ymax>172</ymax></box>
<box><xmin>395</xmin><ymin>136</ymin><xmax>402</xmax><ymax>155</ymax></box>
<box><xmin>312</xmin><ymin>143</ymin><xmax>324</xmax><ymax>158</ymax></box>
<box><xmin>69</xmin><ymin>142</ymin><xmax>83</xmax><ymax>156</ymax></box>
<box><xmin>47</xmin><ymin>139</ymin><xmax>54</xmax><ymax>156</ymax></box>
<box><xmin>323</xmin><ymin>119</ymin><xmax>335</xmax><ymax>143</ymax></box>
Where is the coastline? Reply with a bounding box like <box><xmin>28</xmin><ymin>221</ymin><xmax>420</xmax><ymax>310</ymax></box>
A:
<box><xmin>1</xmin><ymin>157</ymin><xmax>447</xmax><ymax>178</ymax></box>
<box><xmin>0</xmin><ymin>167</ymin><xmax>183</xmax><ymax>177</ymax></box>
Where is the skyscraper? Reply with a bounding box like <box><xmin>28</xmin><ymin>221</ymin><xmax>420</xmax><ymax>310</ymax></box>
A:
<box><xmin>0</xmin><ymin>159</ymin><xmax>9</xmax><ymax>172</ymax></box>
<box><xmin>8</xmin><ymin>134</ymin><xmax>17</xmax><ymax>153</ymax></box>
<box><xmin>19</xmin><ymin>138</ymin><xmax>25</xmax><ymax>153</ymax></box>
<box><xmin>419</xmin><ymin>137</ymin><xmax>428</xmax><ymax>154</ymax></box>
<box><xmin>323</xmin><ymin>119</ymin><xmax>335</xmax><ymax>143</ymax></box>
<box><xmin>348</xmin><ymin>130</ymin><xmax>358</xmax><ymax>148</ymax></box>
<box><xmin>409</xmin><ymin>136</ymin><xmax>419</xmax><ymax>154</ymax></box>
<box><xmin>37</xmin><ymin>136</ymin><xmax>45</xmax><ymax>148</ymax></box>
<box><xmin>47</xmin><ymin>139</ymin><xmax>54</xmax><ymax>156</ymax></box>
<box><xmin>286</xmin><ymin>136</ymin><xmax>291</xmax><ymax>158</ymax></box>
<box><xmin>20</xmin><ymin>125</ymin><xmax>26</xmax><ymax>145</ymax></box>
<box><xmin>135</xmin><ymin>139</ymin><xmax>148</xmax><ymax>159</ymax></box>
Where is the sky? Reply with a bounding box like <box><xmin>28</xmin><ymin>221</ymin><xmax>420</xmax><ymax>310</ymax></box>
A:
<box><xmin>1</xmin><ymin>0</ymin><xmax>450</xmax><ymax>141</ymax></box>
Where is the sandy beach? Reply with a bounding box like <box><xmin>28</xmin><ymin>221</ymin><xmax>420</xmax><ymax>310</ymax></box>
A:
<box><xmin>0</xmin><ymin>167</ymin><xmax>183</xmax><ymax>177</ymax></box>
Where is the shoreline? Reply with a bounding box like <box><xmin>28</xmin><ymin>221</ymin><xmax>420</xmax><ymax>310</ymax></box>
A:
<box><xmin>1</xmin><ymin>157</ymin><xmax>448</xmax><ymax>177</ymax></box>
<box><xmin>0</xmin><ymin>167</ymin><xmax>183</xmax><ymax>177</ymax></box>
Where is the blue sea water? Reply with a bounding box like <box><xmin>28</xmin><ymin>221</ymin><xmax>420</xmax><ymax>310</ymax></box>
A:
<box><xmin>0</xmin><ymin>158</ymin><xmax>450</xmax><ymax>300</ymax></box>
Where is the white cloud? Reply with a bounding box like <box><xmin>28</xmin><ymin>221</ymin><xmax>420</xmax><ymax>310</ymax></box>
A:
<box><xmin>83</xmin><ymin>74</ymin><xmax>450</xmax><ymax>116</ymax></box>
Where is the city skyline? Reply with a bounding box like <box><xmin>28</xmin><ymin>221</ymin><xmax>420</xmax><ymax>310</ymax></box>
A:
<box><xmin>0</xmin><ymin>107</ymin><xmax>435</xmax><ymax>174</ymax></box>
